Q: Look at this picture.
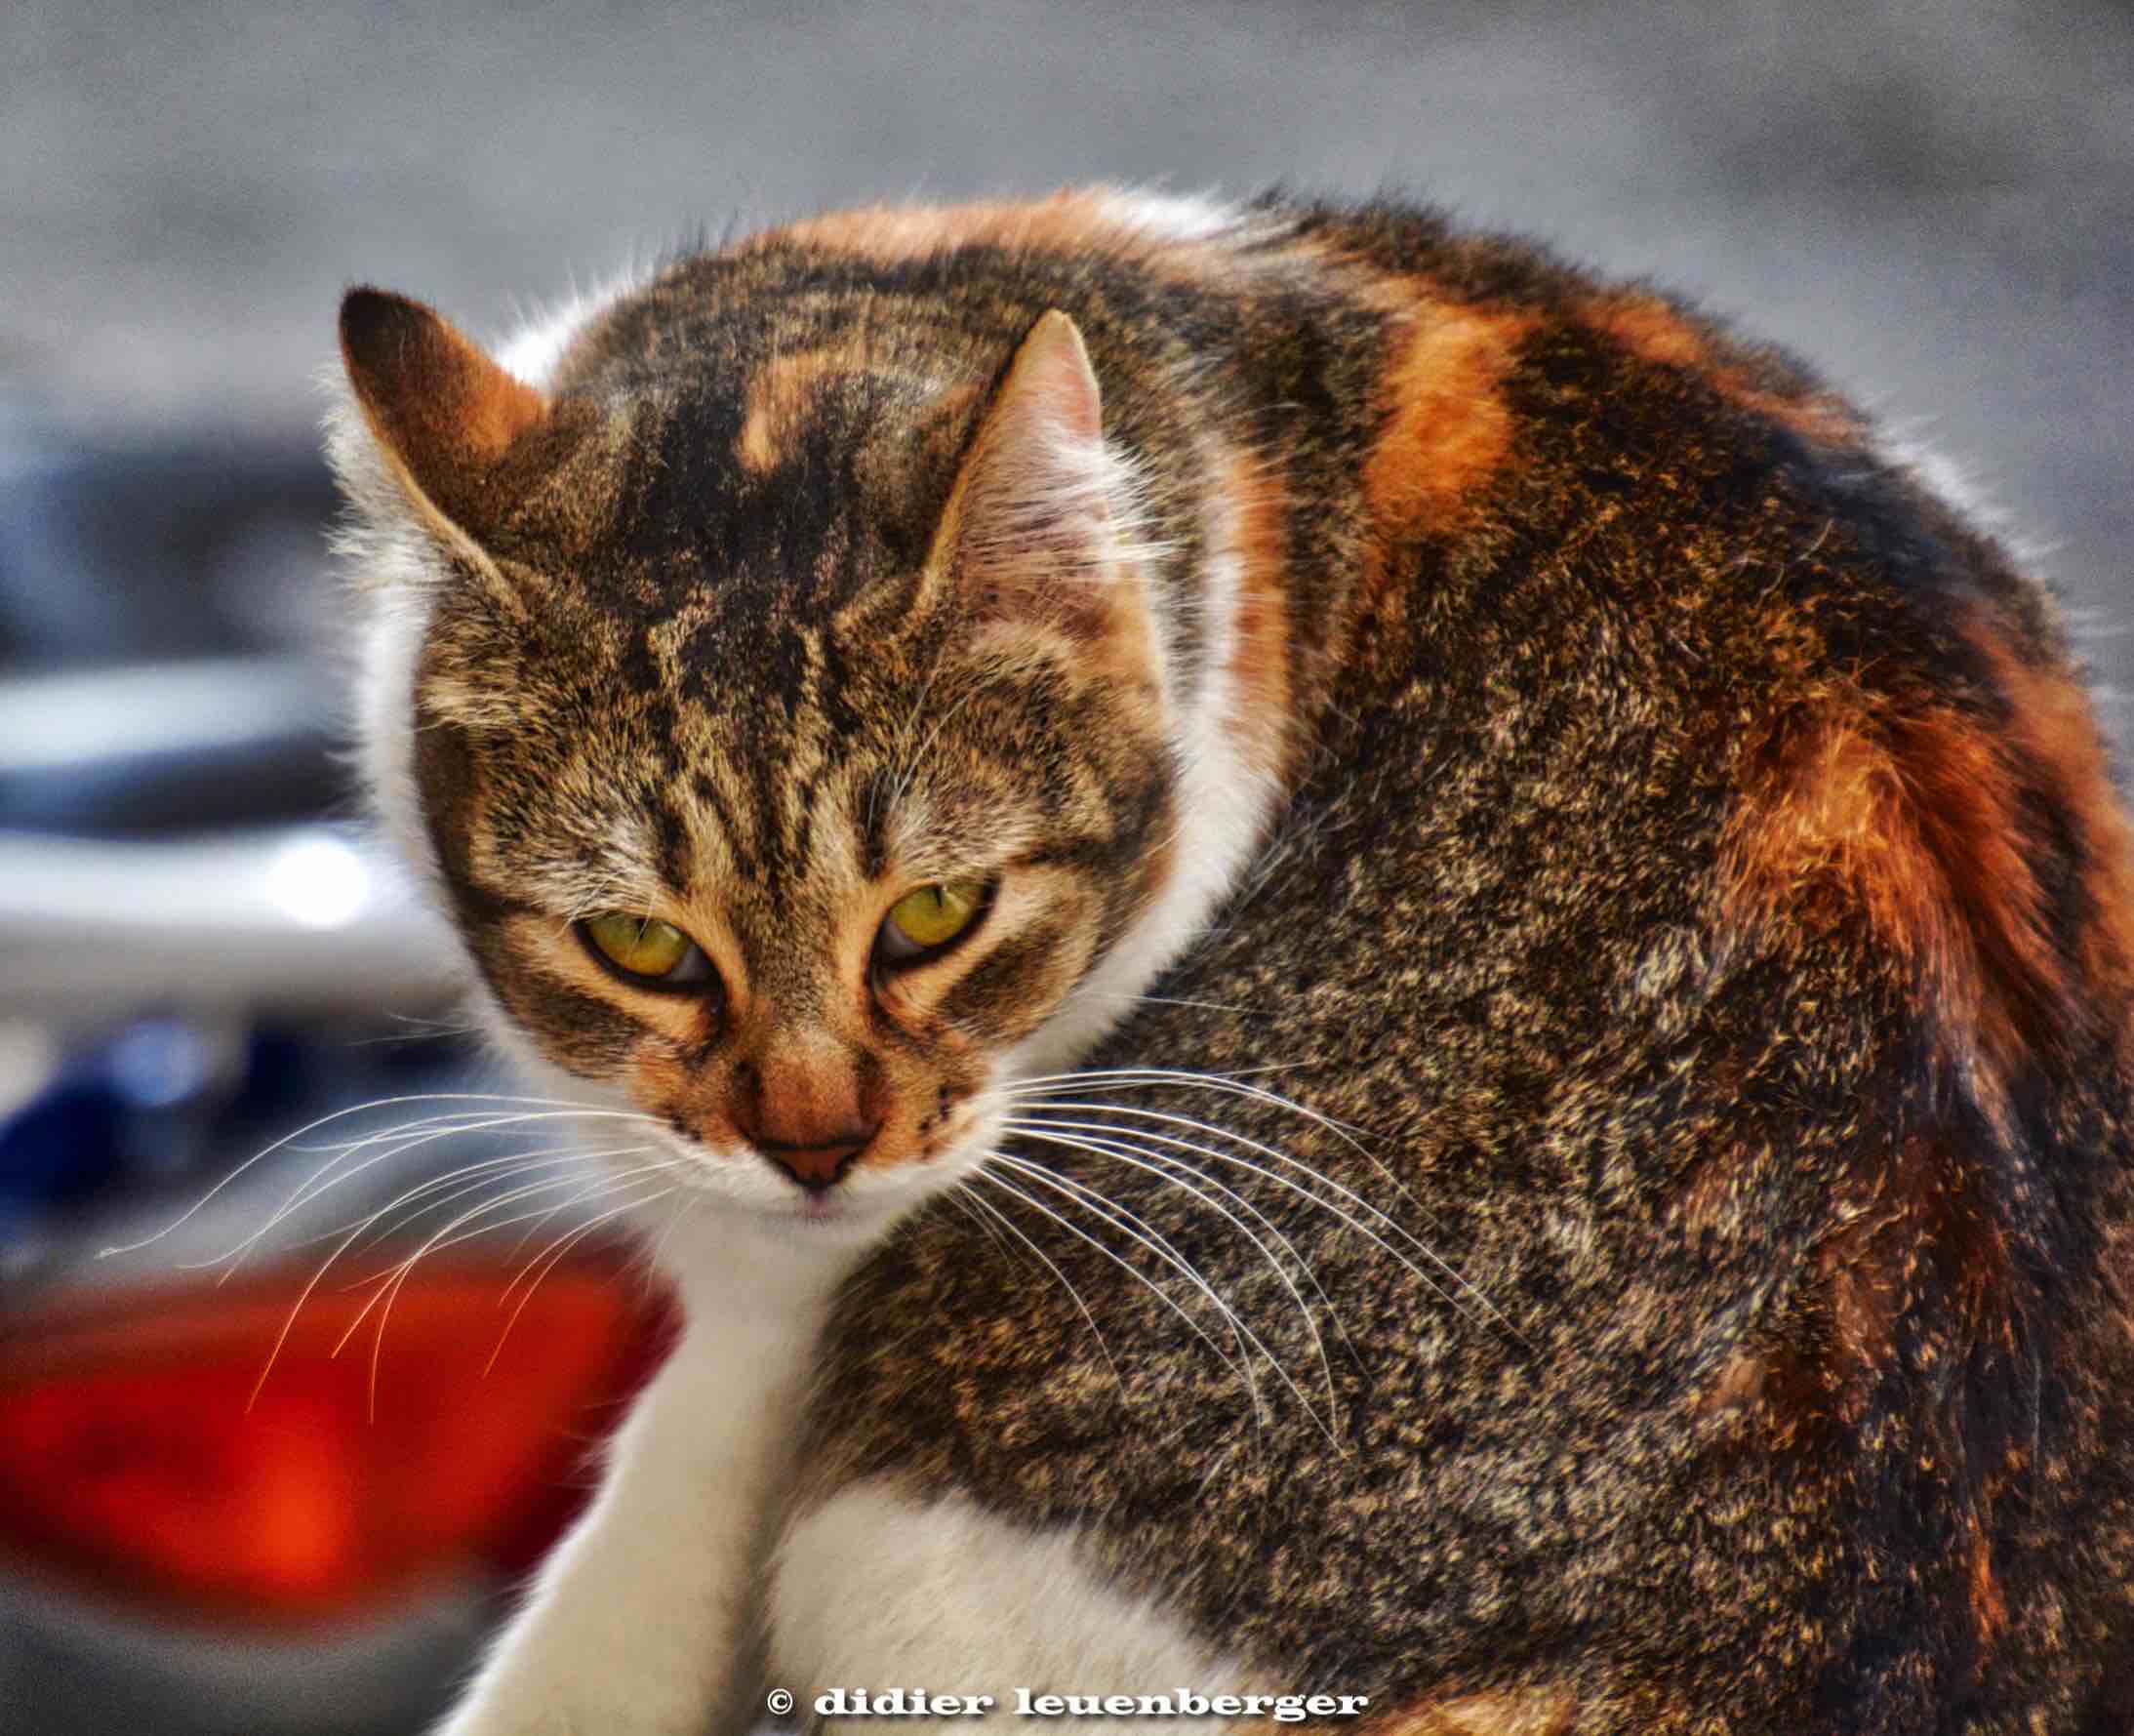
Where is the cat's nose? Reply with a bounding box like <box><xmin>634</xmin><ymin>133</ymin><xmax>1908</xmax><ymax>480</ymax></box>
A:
<box><xmin>729</xmin><ymin>1044</ymin><xmax>882</xmax><ymax>1191</ymax></box>
<box><xmin>755</xmin><ymin>1124</ymin><xmax>879</xmax><ymax>1193</ymax></box>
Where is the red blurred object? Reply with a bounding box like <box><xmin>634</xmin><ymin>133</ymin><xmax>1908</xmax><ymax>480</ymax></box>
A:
<box><xmin>0</xmin><ymin>1260</ymin><xmax>673</xmax><ymax>1627</ymax></box>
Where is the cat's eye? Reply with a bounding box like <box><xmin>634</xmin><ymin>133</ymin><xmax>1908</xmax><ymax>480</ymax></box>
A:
<box><xmin>875</xmin><ymin>879</ymin><xmax>989</xmax><ymax>970</ymax></box>
<box><xmin>578</xmin><ymin>913</ymin><xmax>716</xmax><ymax>991</ymax></box>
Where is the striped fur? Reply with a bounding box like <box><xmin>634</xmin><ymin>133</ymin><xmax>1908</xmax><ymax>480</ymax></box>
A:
<box><xmin>332</xmin><ymin>189</ymin><xmax>2134</xmax><ymax>1733</ymax></box>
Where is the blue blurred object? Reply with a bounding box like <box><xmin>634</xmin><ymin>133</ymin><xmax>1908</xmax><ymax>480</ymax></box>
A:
<box><xmin>0</xmin><ymin>1017</ymin><xmax>232</xmax><ymax>1225</ymax></box>
<box><xmin>0</xmin><ymin>1071</ymin><xmax>125</xmax><ymax>1217</ymax></box>
<box><xmin>0</xmin><ymin>1017</ymin><xmax>472</xmax><ymax>1242</ymax></box>
<box><xmin>0</xmin><ymin>434</ymin><xmax>337</xmax><ymax>675</ymax></box>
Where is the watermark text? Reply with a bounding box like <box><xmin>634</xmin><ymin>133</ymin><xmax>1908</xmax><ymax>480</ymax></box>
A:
<box><xmin>788</xmin><ymin>1687</ymin><xmax>1372</xmax><ymax>1723</ymax></box>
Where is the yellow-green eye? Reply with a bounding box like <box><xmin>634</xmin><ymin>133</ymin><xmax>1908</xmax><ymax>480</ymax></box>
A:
<box><xmin>878</xmin><ymin>879</ymin><xmax>988</xmax><ymax>967</ymax></box>
<box><xmin>580</xmin><ymin>913</ymin><xmax>711</xmax><ymax>988</ymax></box>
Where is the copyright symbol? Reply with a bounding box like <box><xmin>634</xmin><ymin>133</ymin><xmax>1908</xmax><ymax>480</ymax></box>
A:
<box><xmin>766</xmin><ymin>1688</ymin><xmax>796</xmax><ymax>1717</ymax></box>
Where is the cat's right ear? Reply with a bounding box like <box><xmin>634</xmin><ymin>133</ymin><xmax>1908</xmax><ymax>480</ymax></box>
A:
<box><xmin>337</xmin><ymin>287</ymin><xmax>548</xmax><ymax>557</ymax></box>
<box><xmin>925</xmin><ymin>310</ymin><xmax>1162</xmax><ymax>654</ymax></box>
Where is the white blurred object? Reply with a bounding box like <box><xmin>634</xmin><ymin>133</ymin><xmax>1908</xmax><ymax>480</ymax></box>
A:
<box><xmin>0</xmin><ymin>825</ymin><xmax>459</xmax><ymax>1019</ymax></box>
<box><xmin>0</xmin><ymin>1018</ymin><xmax>60</xmax><ymax>1117</ymax></box>
<box><xmin>0</xmin><ymin>658</ymin><xmax>329</xmax><ymax>775</ymax></box>
<box><xmin>262</xmin><ymin>831</ymin><xmax>373</xmax><ymax>930</ymax></box>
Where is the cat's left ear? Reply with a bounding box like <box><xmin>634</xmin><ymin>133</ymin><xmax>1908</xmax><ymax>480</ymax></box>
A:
<box><xmin>929</xmin><ymin>311</ymin><xmax>1162</xmax><ymax>647</ymax></box>
<box><xmin>337</xmin><ymin>287</ymin><xmax>548</xmax><ymax>557</ymax></box>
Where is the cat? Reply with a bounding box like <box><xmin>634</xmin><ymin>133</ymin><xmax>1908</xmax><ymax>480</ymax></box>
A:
<box><xmin>328</xmin><ymin>187</ymin><xmax>2134</xmax><ymax>1734</ymax></box>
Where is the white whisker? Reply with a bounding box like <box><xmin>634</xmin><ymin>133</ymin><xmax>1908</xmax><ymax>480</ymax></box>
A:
<box><xmin>102</xmin><ymin>1091</ymin><xmax>661</xmax><ymax>1259</ymax></box>
<box><xmin>220</xmin><ymin>1106</ymin><xmax>665</xmax><ymax>1268</ymax></box>
<box><xmin>989</xmin><ymin>1153</ymin><xmax>1335</xmax><ymax>1439</ymax></box>
<box><xmin>1009</xmin><ymin>1066</ymin><xmax>1370</xmax><ymax>1143</ymax></box>
<box><xmin>249</xmin><ymin>1158</ymin><xmax>656</xmax><ymax>1413</ymax></box>
<box><xmin>1013</xmin><ymin>1098</ymin><xmax>1522</xmax><ymax>1347</ymax></box>
<box><xmin>643</xmin><ymin>1189</ymin><xmax>699</xmax><ymax>1271</ymax></box>
<box><xmin>1009</xmin><ymin>1063</ymin><xmax>1322</xmax><ymax>1091</ymax></box>
<box><xmin>1007</xmin><ymin>1111</ymin><xmax>1350</xmax><ymax>1338</ymax></box>
<box><xmin>942</xmin><ymin>1189</ymin><xmax>1017</xmax><ymax>1261</ymax></box>
<box><xmin>976</xmin><ymin>1169</ymin><xmax>1252</xmax><ymax>1399</ymax></box>
<box><xmin>269</xmin><ymin>1144</ymin><xmax>615</xmax><ymax>1265</ymax></box>
<box><xmin>1045</xmin><ymin>1068</ymin><xmax>1496</xmax><ymax>1312</ymax></box>
<box><xmin>344</xmin><ymin>1167</ymin><xmax>672</xmax><ymax>1419</ymax></box>
<box><xmin>1005</xmin><ymin>1117</ymin><xmax>1346</xmax><ymax>1421</ymax></box>
<box><xmin>1075</xmin><ymin>993</ymin><xmax>1275</xmax><ymax>1018</ymax></box>
<box><xmin>331</xmin><ymin>1173</ymin><xmax>622</xmax><ymax>1347</ymax></box>
<box><xmin>953</xmin><ymin>1184</ymin><xmax>1125</xmax><ymax>1392</ymax></box>
<box><xmin>890</xmin><ymin>680</ymin><xmax>988</xmax><ymax>819</ymax></box>
<box><xmin>486</xmin><ymin>1190</ymin><xmax>673</xmax><ymax>1377</ymax></box>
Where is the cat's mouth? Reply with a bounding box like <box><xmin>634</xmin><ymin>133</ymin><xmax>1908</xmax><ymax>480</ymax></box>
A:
<box><xmin>735</xmin><ymin>1167</ymin><xmax>909</xmax><ymax>1233</ymax></box>
<box><xmin>645</xmin><ymin>1100</ymin><xmax>998</xmax><ymax>1238</ymax></box>
<box><xmin>746</xmin><ymin>1129</ymin><xmax>989</xmax><ymax>1238</ymax></box>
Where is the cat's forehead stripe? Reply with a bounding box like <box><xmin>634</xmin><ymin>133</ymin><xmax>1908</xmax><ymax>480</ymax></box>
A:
<box><xmin>735</xmin><ymin>343</ymin><xmax>865</xmax><ymax>474</ymax></box>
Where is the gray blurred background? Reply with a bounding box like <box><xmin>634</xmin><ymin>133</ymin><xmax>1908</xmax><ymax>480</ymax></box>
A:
<box><xmin>1</xmin><ymin>3</ymin><xmax>2129</xmax><ymax>1731</ymax></box>
<box><xmin>10</xmin><ymin>0</ymin><xmax>2131</xmax><ymax>612</ymax></box>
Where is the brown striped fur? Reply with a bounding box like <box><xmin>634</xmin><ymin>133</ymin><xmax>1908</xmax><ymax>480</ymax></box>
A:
<box><xmin>333</xmin><ymin>189</ymin><xmax>2134</xmax><ymax>1732</ymax></box>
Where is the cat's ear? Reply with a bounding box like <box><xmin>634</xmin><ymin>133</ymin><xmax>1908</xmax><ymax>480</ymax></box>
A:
<box><xmin>930</xmin><ymin>311</ymin><xmax>1162</xmax><ymax>645</ymax></box>
<box><xmin>337</xmin><ymin>287</ymin><xmax>548</xmax><ymax>556</ymax></box>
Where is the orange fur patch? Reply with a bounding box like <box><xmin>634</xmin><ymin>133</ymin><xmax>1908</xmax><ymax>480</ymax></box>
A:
<box><xmin>1363</xmin><ymin>303</ymin><xmax>1536</xmax><ymax>545</ymax></box>
<box><xmin>1582</xmin><ymin>293</ymin><xmax>1863</xmax><ymax>447</ymax></box>
<box><xmin>1724</xmin><ymin>600</ymin><xmax>2134</xmax><ymax>1104</ymax></box>
<box><xmin>777</xmin><ymin>196</ymin><xmax>1079</xmax><ymax>262</ymax></box>
<box><xmin>1826</xmin><ymin>1130</ymin><xmax>2014</xmax><ymax>1385</ymax></box>
<box><xmin>1719</xmin><ymin>664</ymin><xmax>2068</xmax><ymax>1113</ymax></box>
<box><xmin>760</xmin><ymin>188</ymin><xmax>1384</xmax><ymax>308</ymax></box>
<box><xmin>1709</xmin><ymin>600</ymin><xmax>2134</xmax><ymax>1441</ymax></box>
<box><xmin>1970</xmin><ymin>1517</ymin><xmax>2010</xmax><ymax>1649</ymax></box>
<box><xmin>1699</xmin><ymin>1132</ymin><xmax>2018</xmax><ymax>1512</ymax></box>
<box><xmin>1961</xmin><ymin>622</ymin><xmax>2134</xmax><ymax>1041</ymax></box>
<box><xmin>770</xmin><ymin>188</ymin><xmax>1235</xmax><ymax>274</ymax></box>
<box><xmin>1819</xmin><ymin>1207</ymin><xmax>1904</xmax><ymax>1395</ymax></box>
<box><xmin>1218</xmin><ymin>444</ymin><xmax>1299</xmax><ymax>790</ymax></box>
<box><xmin>736</xmin><ymin>343</ymin><xmax>866</xmax><ymax>473</ymax></box>
<box><xmin>1368</xmin><ymin>1690</ymin><xmax>1576</xmax><ymax>1736</ymax></box>
<box><xmin>1699</xmin><ymin>1340</ymin><xmax>1769</xmax><ymax>1417</ymax></box>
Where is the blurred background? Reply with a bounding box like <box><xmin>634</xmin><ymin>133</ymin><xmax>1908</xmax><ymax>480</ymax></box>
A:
<box><xmin>2</xmin><ymin>1</ymin><xmax>2129</xmax><ymax>1730</ymax></box>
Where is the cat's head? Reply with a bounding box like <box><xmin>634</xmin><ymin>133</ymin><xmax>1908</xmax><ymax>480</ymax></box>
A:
<box><xmin>328</xmin><ymin>281</ymin><xmax>1188</xmax><ymax>1238</ymax></box>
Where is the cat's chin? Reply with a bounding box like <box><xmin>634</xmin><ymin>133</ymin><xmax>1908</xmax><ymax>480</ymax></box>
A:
<box><xmin>748</xmin><ymin>1193</ymin><xmax>876</xmax><ymax>1235</ymax></box>
<box><xmin>719</xmin><ymin>1180</ymin><xmax>937</xmax><ymax>1249</ymax></box>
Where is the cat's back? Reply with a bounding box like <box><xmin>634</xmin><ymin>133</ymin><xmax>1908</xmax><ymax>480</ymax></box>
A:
<box><xmin>717</xmin><ymin>191</ymin><xmax>2134</xmax><ymax>1731</ymax></box>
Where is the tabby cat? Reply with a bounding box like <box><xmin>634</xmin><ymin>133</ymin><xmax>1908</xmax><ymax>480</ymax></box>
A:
<box><xmin>328</xmin><ymin>189</ymin><xmax>2134</xmax><ymax>1734</ymax></box>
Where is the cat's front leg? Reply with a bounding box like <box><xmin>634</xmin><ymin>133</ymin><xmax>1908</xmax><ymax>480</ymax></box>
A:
<box><xmin>770</xmin><ymin>1481</ymin><xmax>1277</xmax><ymax>1732</ymax></box>
<box><xmin>437</xmin><ymin>1234</ymin><xmax>836</xmax><ymax>1736</ymax></box>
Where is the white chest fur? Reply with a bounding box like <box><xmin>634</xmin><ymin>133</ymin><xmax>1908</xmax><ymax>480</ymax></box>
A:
<box><xmin>436</xmin><ymin>1223</ymin><xmax>846</xmax><ymax>1736</ymax></box>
